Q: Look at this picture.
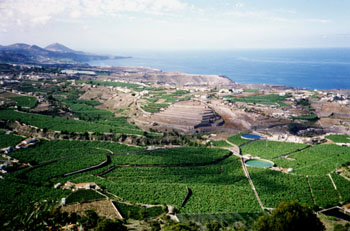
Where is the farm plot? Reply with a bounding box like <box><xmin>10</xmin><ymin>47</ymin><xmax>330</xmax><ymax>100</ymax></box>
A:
<box><xmin>10</xmin><ymin>96</ymin><xmax>37</xmax><ymax>108</ymax></box>
<box><xmin>19</xmin><ymin>153</ymin><xmax>107</xmax><ymax>182</ymax></box>
<box><xmin>326</xmin><ymin>134</ymin><xmax>350</xmax><ymax>143</ymax></box>
<box><xmin>227</xmin><ymin>133</ymin><xmax>247</xmax><ymax>147</ymax></box>
<box><xmin>102</xmin><ymin>182</ymin><xmax>187</xmax><ymax>208</ymax></box>
<box><xmin>0</xmin><ymin>134</ymin><xmax>24</xmax><ymax>149</ymax></box>
<box><xmin>97</xmin><ymin>155</ymin><xmax>257</xmax><ymax>212</ymax></box>
<box><xmin>331</xmin><ymin>173</ymin><xmax>350</xmax><ymax>203</ymax></box>
<box><xmin>273</xmin><ymin>144</ymin><xmax>350</xmax><ymax>175</ymax></box>
<box><xmin>110</xmin><ymin>147</ymin><xmax>230</xmax><ymax>165</ymax></box>
<box><xmin>308</xmin><ymin>176</ymin><xmax>340</xmax><ymax>208</ymax></box>
<box><xmin>113</xmin><ymin>201</ymin><xmax>164</xmax><ymax>219</ymax></box>
<box><xmin>249</xmin><ymin>168</ymin><xmax>314</xmax><ymax>208</ymax></box>
<box><xmin>211</xmin><ymin>140</ymin><xmax>231</xmax><ymax>147</ymax></box>
<box><xmin>182</xmin><ymin>183</ymin><xmax>261</xmax><ymax>213</ymax></box>
<box><xmin>105</xmin><ymin>157</ymin><xmax>245</xmax><ymax>185</ymax></box>
<box><xmin>65</xmin><ymin>190</ymin><xmax>105</xmax><ymax>204</ymax></box>
<box><xmin>59</xmin><ymin>98</ymin><xmax>113</xmax><ymax>121</ymax></box>
<box><xmin>0</xmin><ymin>109</ymin><xmax>143</xmax><ymax>135</ymax></box>
<box><xmin>9</xmin><ymin>140</ymin><xmax>140</xmax><ymax>163</ymax></box>
<box><xmin>0</xmin><ymin>178</ymin><xmax>69</xmax><ymax>220</ymax></box>
<box><xmin>78</xmin><ymin>80</ymin><xmax>143</xmax><ymax>92</ymax></box>
<box><xmin>225</xmin><ymin>94</ymin><xmax>290</xmax><ymax>106</ymax></box>
<box><xmin>241</xmin><ymin>140</ymin><xmax>308</xmax><ymax>159</ymax></box>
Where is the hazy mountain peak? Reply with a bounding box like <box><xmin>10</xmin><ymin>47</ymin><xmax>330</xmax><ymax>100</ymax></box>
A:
<box><xmin>45</xmin><ymin>43</ymin><xmax>75</xmax><ymax>53</ymax></box>
<box><xmin>8</xmin><ymin>43</ymin><xmax>32</xmax><ymax>49</ymax></box>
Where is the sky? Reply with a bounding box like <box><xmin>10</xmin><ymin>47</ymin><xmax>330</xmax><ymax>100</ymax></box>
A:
<box><xmin>1</xmin><ymin>0</ymin><xmax>350</xmax><ymax>51</ymax></box>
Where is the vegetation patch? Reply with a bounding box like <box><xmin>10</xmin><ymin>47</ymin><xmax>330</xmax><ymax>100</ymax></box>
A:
<box><xmin>249</xmin><ymin>168</ymin><xmax>314</xmax><ymax>208</ymax></box>
<box><xmin>66</xmin><ymin>190</ymin><xmax>105</xmax><ymax>204</ymax></box>
<box><xmin>273</xmin><ymin>144</ymin><xmax>350</xmax><ymax>175</ymax></box>
<box><xmin>326</xmin><ymin>134</ymin><xmax>350</xmax><ymax>143</ymax></box>
<box><xmin>227</xmin><ymin>133</ymin><xmax>247</xmax><ymax>147</ymax></box>
<box><xmin>113</xmin><ymin>201</ymin><xmax>164</xmax><ymax>220</ymax></box>
<box><xmin>0</xmin><ymin>134</ymin><xmax>24</xmax><ymax>149</ymax></box>
<box><xmin>211</xmin><ymin>140</ymin><xmax>231</xmax><ymax>147</ymax></box>
<box><xmin>178</xmin><ymin>212</ymin><xmax>263</xmax><ymax>228</ymax></box>
<box><xmin>110</xmin><ymin>147</ymin><xmax>230</xmax><ymax>165</ymax></box>
<box><xmin>10</xmin><ymin>96</ymin><xmax>37</xmax><ymax>108</ymax></box>
<box><xmin>225</xmin><ymin>94</ymin><xmax>290</xmax><ymax>106</ymax></box>
<box><xmin>308</xmin><ymin>176</ymin><xmax>340</xmax><ymax>208</ymax></box>
<box><xmin>0</xmin><ymin>110</ymin><xmax>143</xmax><ymax>135</ymax></box>
<box><xmin>292</xmin><ymin>114</ymin><xmax>319</xmax><ymax>121</ymax></box>
<box><xmin>331</xmin><ymin>173</ymin><xmax>350</xmax><ymax>203</ymax></box>
<box><xmin>241</xmin><ymin>140</ymin><xmax>308</xmax><ymax>159</ymax></box>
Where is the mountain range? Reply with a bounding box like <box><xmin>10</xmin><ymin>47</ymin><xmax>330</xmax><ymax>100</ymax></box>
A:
<box><xmin>0</xmin><ymin>43</ymin><xmax>127</xmax><ymax>64</ymax></box>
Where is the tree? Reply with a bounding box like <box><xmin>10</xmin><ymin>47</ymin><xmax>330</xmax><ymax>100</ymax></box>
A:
<box><xmin>205</xmin><ymin>221</ymin><xmax>222</xmax><ymax>231</ymax></box>
<box><xmin>253</xmin><ymin>201</ymin><xmax>325</xmax><ymax>231</ymax></box>
<box><xmin>163</xmin><ymin>222</ymin><xmax>199</xmax><ymax>231</ymax></box>
<box><xmin>96</xmin><ymin>218</ymin><xmax>127</xmax><ymax>231</ymax></box>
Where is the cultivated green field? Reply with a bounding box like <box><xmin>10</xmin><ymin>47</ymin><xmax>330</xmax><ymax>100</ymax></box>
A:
<box><xmin>241</xmin><ymin>140</ymin><xmax>308</xmax><ymax>159</ymax></box>
<box><xmin>225</xmin><ymin>94</ymin><xmax>290</xmax><ymax>106</ymax></box>
<box><xmin>308</xmin><ymin>175</ymin><xmax>340</xmax><ymax>208</ymax></box>
<box><xmin>211</xmin><ymin>140</ymin><xmax>231</xmax><ymax>147</ymax></box>
<box><xmin>249</xmin><ymin>168</ymin><xmax>314</xmax><ymax>208</ymax></box>
<box><xmin>113</xmin><ymin>201</ymin><xmax>164</xmax><ymax>219</ymax></box>
<box><xmin>110</xmin><ymin>147</ymin><xmax>230</xmax><ymax>165</ymax></box>
<box><xmin>227</xmin><ymin>133</ymin><xmax>247</xmax><ymax>147</ymax></box>
<box><xmin>11</xmin><ymin>96</ymin><xmax>37</xmax><ymax>108</ymax></box>
<box><xmin>66</xmin><ymin>190</ymin><xmax>105</xmax><ymax>204</ymax></box>
<box><xmin>0</xmin><ymin>134</ymin><xmax>24</xmax><ymax>149</ymax></box>
<box><xmin>0</xmin><ymin>110</ymin><xmax>143</xmax><ymax>135</ymax></box>
<box><xmin>273</xmin><ymin>144</ymin><xmax>350</xmax><ymax>175</ymax></box>
<box><xmin>2</xmin><ymin>131</ymin><xmax>350</xmax><ymax>221</ymax></box>
<box><xmin>326</xmin><ymin>134</ymin><xmax>350</xmax><ymax>143</ymax></box>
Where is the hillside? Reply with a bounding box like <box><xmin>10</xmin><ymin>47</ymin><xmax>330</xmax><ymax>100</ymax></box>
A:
<box><xmin>0</xmin><ymin>43</ymin><xmax>126</xmax><ymax>64</ymax></box>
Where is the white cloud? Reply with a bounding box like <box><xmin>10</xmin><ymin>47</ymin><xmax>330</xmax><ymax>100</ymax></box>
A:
<box><xmin>235</xmin><ymin>2</ymin><xmax>244</xmax><ymax>8</ymax></box>
<box><xmin>0</xmin><ymin>0</ymin><xmax>187</xmax><ymax>28</ymax></box>
<box><xmin>305</xmin><ymin>18</ymin><xmax>330</xmax><ymax>23</ymax></box>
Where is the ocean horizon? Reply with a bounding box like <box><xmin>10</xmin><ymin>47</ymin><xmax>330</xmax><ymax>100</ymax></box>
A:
<box><xmin>88</xmin><ymin>48</ymin><xmax>350</xmax><ymax>90</ymax></box>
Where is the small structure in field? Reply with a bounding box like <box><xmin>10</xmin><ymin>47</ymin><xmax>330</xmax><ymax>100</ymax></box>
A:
<box><xmin>63</xmin><ymin>181</ymin><xmax>101</xmax><ymax>191</ymax></box>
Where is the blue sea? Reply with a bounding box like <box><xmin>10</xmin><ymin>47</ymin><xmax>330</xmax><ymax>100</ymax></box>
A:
<box><xmin>88</xmin><ymin>49</ymin><xmax>350</xmax><ymax>90</ymax></box>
